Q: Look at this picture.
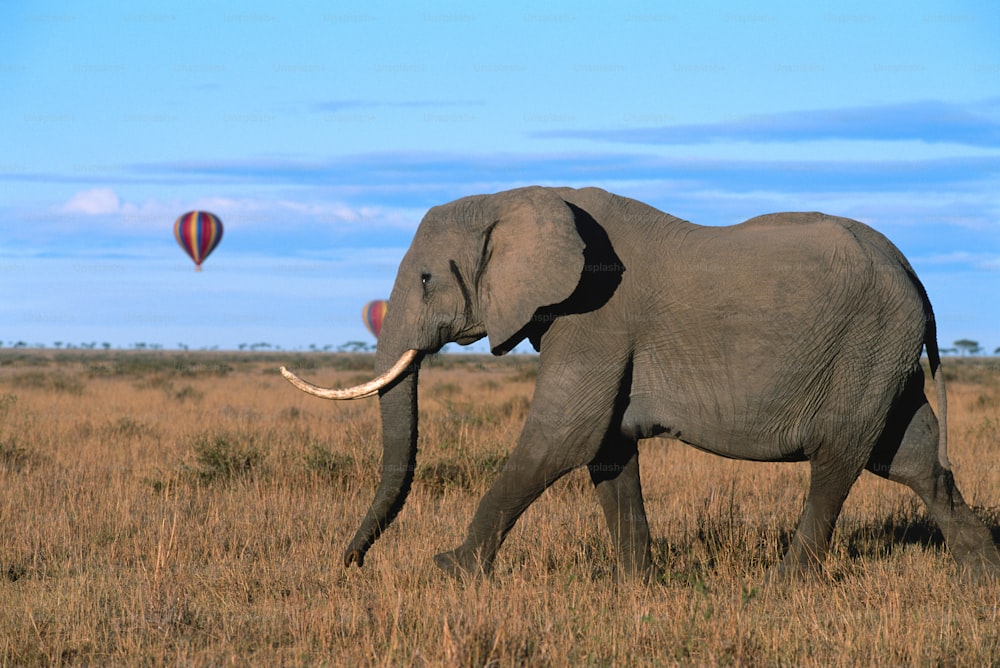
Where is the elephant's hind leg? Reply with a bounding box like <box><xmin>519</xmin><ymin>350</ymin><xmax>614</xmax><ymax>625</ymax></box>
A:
<box><xmin>588</xmin><ymin>437</ymin><xmax>656</xmax><ymax>581</ymax></box>
<box><xmin>867</xmin><ymin>401</ymin><xmax>1000</xmax><ymax>579</ymax></box>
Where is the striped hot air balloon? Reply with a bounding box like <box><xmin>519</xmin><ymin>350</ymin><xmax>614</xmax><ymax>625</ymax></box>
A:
<box><xmin>174</xmin><ymin>211</ymin><xmax>223</xmax><ymax>271</ymax></box>
<box><xmin>362</xmin><ymin>299</ymin><xmax>388</xmax><ymax>339</ymax></box>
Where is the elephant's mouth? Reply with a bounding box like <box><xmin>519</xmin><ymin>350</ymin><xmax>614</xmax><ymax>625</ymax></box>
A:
<box><xmin>279</xmin><ymin>349</ymin><xmax>421</xmax><ymax>400</ymax></box>
<box><xmin>454</xmin><ymin>332</ymin><xmax>485</xmax><ymax>346</ymax></box>
<box><xmin>449</xmin><ymin>321</ymin><xmax>487</xmax><ymax>347</ymax></box>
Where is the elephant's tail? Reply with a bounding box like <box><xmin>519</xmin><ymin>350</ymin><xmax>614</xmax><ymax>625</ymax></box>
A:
<box><xmin>925</xmin><ymin>307</ymin><xmax>951</xmax><ymax>470</ymax></box>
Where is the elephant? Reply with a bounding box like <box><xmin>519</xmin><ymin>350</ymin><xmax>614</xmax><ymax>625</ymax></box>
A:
<box><xmin>281</xmin><ymin>185</ymin><xmax>1000</xmax><ymax>581</ymax></box>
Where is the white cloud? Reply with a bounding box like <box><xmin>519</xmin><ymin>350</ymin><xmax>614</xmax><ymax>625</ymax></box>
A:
<box><xmin>58</xmin><ymin>188</ymin><xmax>124</xmax><ymax>215</ymax></box>
<box><xmin>48</xmin><ymin>189</ymin><xmax>420</xmax><ymax>234</ymax></box>
<box><xmin>175</xmin><ymin>196</ymin><xmax>420</xmax><ymax>230</ymax></box>
<box><xmin>53</xmin><ymin>189</ymin><xmax>177</xmax><ymax>231</ymax></box>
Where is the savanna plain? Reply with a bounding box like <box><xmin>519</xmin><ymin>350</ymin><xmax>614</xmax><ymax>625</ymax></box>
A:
<box><xmin>1</xmin><ymin>350</ymin><xmax>999</xmax><ymax>666</ymax></box>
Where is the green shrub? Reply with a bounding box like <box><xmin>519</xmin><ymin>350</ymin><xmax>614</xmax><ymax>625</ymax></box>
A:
<box><xmin>0</xmin><ymin>439</ymin><xmax>38</xmax><ymax>473</ymax></box>
<box><xmin>188</xmin><ymin>431</ymin><xmax>266</xmax><ymax>483</ymax></box>
<box><xmin>303</xmin><ymin>443</ymin><xmax>355</xmax><ymax>480</ymax></box>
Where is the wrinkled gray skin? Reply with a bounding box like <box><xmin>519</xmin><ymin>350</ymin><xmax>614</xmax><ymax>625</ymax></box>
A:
<box><xmin>349</xmin><ymin>185</ymin><xmax>1000</xmax><ymax>580</ymax></box>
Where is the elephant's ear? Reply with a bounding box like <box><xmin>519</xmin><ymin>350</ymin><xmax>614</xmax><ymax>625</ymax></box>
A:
<box><xmin>479</xmin><ymin>187</ymin><xmax>586</xmax><ymax>354</ymax></box>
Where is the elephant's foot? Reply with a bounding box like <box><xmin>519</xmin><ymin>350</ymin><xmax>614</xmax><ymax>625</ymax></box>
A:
<box><xmin>616</xmin><ymin>557</ymin><xmax>661</xmax><ymax>585</ymax></box>
<box><xmin>625</xmin><ymin>565</ymin><xmax>663</xmax><ymax>586</ymax></box>
<box><xmin>764</xmin><ymin>559</ymin><xmax>825</xmax><ymax>586</ymax></box>
<box><xmin>953</xmin><ymin>544</ymin><xmax>1000</xmax><ymax>583</ymax></box>
<box><xmin>434</xmin><ymin>548</ymin><xmax>491</xmax><ymax>580</ymax></box>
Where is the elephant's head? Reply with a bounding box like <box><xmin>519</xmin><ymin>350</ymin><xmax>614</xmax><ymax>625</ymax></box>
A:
<box><xmin>281</xmin><ymin>186</ymin><xmax>613</xmax><ymax>567</ymax></box>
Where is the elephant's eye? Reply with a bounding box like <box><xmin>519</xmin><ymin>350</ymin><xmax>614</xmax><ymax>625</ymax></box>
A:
<box><xmin>420</xmin><ymin>272</ymin><xmax>431</xmax><ymax>285</ymax></box>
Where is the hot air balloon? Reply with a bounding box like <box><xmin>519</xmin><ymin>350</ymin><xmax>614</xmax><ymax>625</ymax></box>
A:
<box><xmin>362</xmin><ymin>299</ymin><xmax>388</xmax><ymax>339</ymax></box>
<box><xmin>174</xmin><ymin>211</ymin><xmax>223</xmax><ymax>271</ymax></box>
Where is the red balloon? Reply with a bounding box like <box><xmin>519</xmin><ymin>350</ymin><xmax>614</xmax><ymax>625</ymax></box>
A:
<box><xmin>174</xmin><ymin>211</ymin><xmax>223</xmax><ymax>271</ymax></box>
<box><xmin>362</xmin><ymin>299</ymin><xmax>388</xmax><ymax>338</ymax></box>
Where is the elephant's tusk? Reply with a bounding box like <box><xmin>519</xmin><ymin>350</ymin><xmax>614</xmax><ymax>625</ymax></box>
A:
<box><xmin>279</xmin><ymin>349</ymin><xmax>420</xmax><ymax>400</ymax></box>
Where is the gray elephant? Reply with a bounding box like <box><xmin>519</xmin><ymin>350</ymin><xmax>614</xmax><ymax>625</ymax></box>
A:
<box><xmin>281</xmin><ymin>186</ymin><xmax>1000</xmax><ymax>580</ymax></box>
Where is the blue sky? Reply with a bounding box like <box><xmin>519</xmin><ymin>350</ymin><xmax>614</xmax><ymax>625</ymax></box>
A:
<box><xmin>2</xmin><ymin>1</ymin><xmax>999</xmax><ymax>353</ymax></box>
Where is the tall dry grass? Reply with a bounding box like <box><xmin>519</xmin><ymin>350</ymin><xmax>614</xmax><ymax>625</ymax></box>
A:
<box><xmin>1</xmin><ymin>350</ymin><xmax>999</xmax><ymax>665</ymax></box>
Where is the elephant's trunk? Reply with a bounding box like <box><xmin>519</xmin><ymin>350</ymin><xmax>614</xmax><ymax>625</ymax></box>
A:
<box><xmin>279</xmin><ymin>348</ymin><xmax>422</xmax><ymax>567</ymax></box>
<box><xmin>342</xmin><ymin>356</ymin><xmax>420</xmax><ymax>566</ymax></box>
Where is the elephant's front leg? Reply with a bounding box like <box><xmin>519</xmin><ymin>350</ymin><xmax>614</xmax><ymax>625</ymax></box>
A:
<box><xmin>434</xmin><ymin>418</ymin><xmax>596</xmax><ymax>577</ymax></box>
<box><xmin>589</xmin><ymin>438</ymin><xmax>656</xmax><ymax>581</ymax></box>
<box><xmin>435</xmin><ymin>360</ymin><xmax>625</xmax><ymax>578</ymax></box>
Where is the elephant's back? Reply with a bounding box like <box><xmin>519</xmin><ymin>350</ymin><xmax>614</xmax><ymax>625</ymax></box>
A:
<box><xmin>734</xmin><ymin>211</ymin><xmax>916</xmax><ymax>270</ymax></box>
<box><xmin>739</xmin><ymin>211</ymin><xmax>841</xmax><ymax>227</ymax></box>
<box><xmin>644</xmin><ymin>211</ymin><xmax>929</xmax><ymax>451</ymax></box>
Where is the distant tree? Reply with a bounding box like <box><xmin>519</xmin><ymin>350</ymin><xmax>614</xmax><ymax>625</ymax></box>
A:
<box><xmin>994</xmin><ymin>346</ymin><xmax>1000</xmax><ymax>355</ymax></box>
<box><xmin>338</xmin><ymin>341</ymin><xmax>371</xmax><ymax>352</ymax></box>
<box><xmin>102</xmin><ymin>342</ymin><xmax>111</xmax><ymax>350</ymax></box>
<box><xmin>953</xmin><ymin>339</ymin><xmax>982</xmax><ymax>356</ymax></box>
<box><xmin>54</xmin><ymin>341</ymin><xmax>63</xmax><ymax>348</ymax></box>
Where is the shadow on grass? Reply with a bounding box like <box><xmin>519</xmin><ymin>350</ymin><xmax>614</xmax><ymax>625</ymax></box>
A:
<box><xmin>842</xmin><ymin>513</ymin><xmax>945</xmax><ymax>561</ymax></box>
<box><xmin>652</xmin><ymin>506</ymin><xmax>1000</xmax><ymax>581</ymax></box>
<box><xmin>843</xmin><ymin>506</ymin><xmax>1000</xmax><ymax>561</ymax></box>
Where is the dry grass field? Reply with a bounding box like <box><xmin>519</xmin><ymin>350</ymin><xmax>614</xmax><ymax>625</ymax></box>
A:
<box><xmin>1</xmin><ymin>350</ymin><xmax>999</xmax><ymax>666</ymax></box>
